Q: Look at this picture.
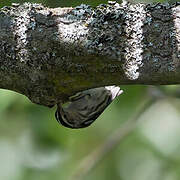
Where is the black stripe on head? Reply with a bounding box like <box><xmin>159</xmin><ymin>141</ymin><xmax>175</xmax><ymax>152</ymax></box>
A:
<box><xmin>55</xmin><ymin>110</ymin><xmax>96</xmax><ymax>129</ymax></box>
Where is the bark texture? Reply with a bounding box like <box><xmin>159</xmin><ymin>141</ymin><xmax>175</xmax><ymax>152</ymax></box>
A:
<box><xmin>0</xmin><ymin>2</ymin><xmax>180</xmax><ymax>107</ymax></box>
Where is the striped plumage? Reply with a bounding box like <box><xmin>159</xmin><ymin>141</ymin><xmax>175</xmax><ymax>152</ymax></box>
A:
<box><xmin>55</xmin><ymin>86</ymin><xmax>123</xmax><ymax>129</ymax></box>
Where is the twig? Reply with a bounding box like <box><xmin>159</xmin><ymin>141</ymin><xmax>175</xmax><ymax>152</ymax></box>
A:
<box><xmin>69</xmin><ymin>96</ymin><xmax>155</xmax><ymax>180</ymax></box>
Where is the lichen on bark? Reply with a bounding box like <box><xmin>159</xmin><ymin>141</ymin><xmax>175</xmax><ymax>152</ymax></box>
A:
<box><xmin>0</xmin><ymin>2</ymin><xmax>179</xmax><ymax>107</ymax></box>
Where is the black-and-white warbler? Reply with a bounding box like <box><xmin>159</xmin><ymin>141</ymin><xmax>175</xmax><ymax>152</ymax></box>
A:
<box><xmin>55</xmin><ymin>86</ymin><xmax>123</xmax><ymax>129</ymax></box>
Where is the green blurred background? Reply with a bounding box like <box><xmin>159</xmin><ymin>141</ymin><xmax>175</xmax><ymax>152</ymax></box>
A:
<box><xmin>0</xmin><ymin>0</ymin><xmax>180</xmax><ymax>180</ymax></box>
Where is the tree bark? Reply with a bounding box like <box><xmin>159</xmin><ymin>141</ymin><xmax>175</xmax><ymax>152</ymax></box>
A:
<box><xmin>0</xmin><ymin>2</ymin><xmax>179</xmax><ymax>107</ymax></box>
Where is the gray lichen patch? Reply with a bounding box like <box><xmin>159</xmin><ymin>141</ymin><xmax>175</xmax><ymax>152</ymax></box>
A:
<box><xmin>54</xmin><ymin>2</ymin><xmax>180</xmax><ymax>81</ymax></box>
<box><xmin>5</xmin><ymin>3</ymin><xmax>44</xmax><ymax>64</ymax></box>
<box><xmin>56</xmin><ymin>4</ymin><xmax>92</xmax><ymax>44</ymax></box>
<box><xmin>83</xmin><ymin>2</ymin><xmax>147</xmax><ymax>80</ymax></box>
<box><xmin>172</xmin><ymin>5</ymin><xmax>180</xmax><ymax>60</ymax></box>
<box><xmin>85</xmin><ymin>2</ymin><xmax>126</xmax><ymax>58</ymax></box>
<box><xmin>11</xmin><ymin>3</ymin><xmax>38</xmax><ymax>63</ymax></box>
<box><xmin>122</xmin><ymin>3</ymin><xmax>146</xmax><ymax>80</ymax></box>
<box><xmin>142</xmin><ymin>2</ymin><xmax>180</xmax><ymax>80</ymax></box>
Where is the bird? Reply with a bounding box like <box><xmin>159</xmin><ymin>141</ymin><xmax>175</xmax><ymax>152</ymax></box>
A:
<box><xmin>55</xmin><ymin>86</ymin><xmax>123</xmax><ymax>129</ymax></box>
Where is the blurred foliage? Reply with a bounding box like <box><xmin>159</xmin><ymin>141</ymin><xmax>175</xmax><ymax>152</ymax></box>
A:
<box><xmin>0</xmin><ymin>0</ymin><xmax>180</xmax><ymax>180</ymax></box>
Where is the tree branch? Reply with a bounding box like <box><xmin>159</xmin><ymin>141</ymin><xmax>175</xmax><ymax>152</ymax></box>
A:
<box><xmin>0</xmin><ymin>2</ymin><xmax>180</xmax><ymax>106</ymax></box>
